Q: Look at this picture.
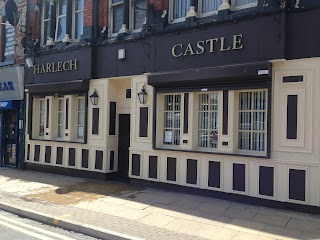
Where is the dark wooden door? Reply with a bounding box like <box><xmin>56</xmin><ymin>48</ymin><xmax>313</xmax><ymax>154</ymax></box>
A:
<box><xmin>118</xmin><ymin>114</ymin><xmax>130</xmax><ymax>179</ymax></box>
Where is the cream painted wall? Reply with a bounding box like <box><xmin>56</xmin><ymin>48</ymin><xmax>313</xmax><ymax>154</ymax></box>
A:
<box><xmin>129</xmin><ymin>58</ymin><xmax>320</xmax><ymax>207</ymax></box>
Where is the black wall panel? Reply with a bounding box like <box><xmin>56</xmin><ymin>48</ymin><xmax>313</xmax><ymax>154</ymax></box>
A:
<box><xmin>149</xmin><ymin>156</ymin><xmax>158</xmax><ymax>179</ymax></box>
<box><xmin>187</xmin><ymin>159</ymin><xmax>197</xmax><ymax>185</ymax></box>
<box><xmin>287</xmin><ymin>95</ymin><xmax>298</xmax><ymax>139</ymax></box>
<box><xmin>132</xmin><ymin>154</ymin><xmax>140</xmax><ymax>176</ymax></box>
<box><xmin>289</xmin><ymin>169</ymin><xmax>306</xmax><ymax>201</ymax></box>
<box><xmin>167</xmin><ymin>157</ymin><xmax>177</xmax><ymax>181</ymax></box>
<box><xmin>92</xmin><ymin>108</ymin><xmax>100</xmax><ymax>135</ymax></box>
<box><xmin>183</xmin><ymin>93</ymin><xmax>189</xmax><ymax>134</ymax></box>
<box><xmin>45</xmin><ymin>146</ymin><xmax>51</xmax><ymax>163</ymax></box>
<box><xmin>283</xmin><ymin>76</ymin><xmax>303</xmax><ymax>83</ymax></box>
<box><xmin>95</xmin><ymin>150</ymin><xmax>103</xmax><ymax>170</ymax></box>
<box><xmin>259</xmin><ymin>166</ymin><xmax>274</xmax><ymax>197</ymax></box>
<box><xmin>233</xmin><ymin>163</ymin><xmax>246</xmax><ymax>192</ymax></box>
<box><xmin>139</xmin><ymin>107</ymin><xmax>148</xmax><ymax>137</ymax></box>
<box><xmin>34</xmin><ymin>145</ymin><xmax>40</xmax><ymax>162</ymax></box>
<box><xmin>110</xmin><ymin>151</ymin><xmax>115</xmax><ymax>171</ymax></box>
<box><xmin>208</xmin><ymin>161</ymin><xmax>221</xmax><ymax>188</ymax></box>
<box><xmin>82</xmin><ymin>149</ymin><xmax>89</xmax><ymax>168</ymax></box>
<box><xmin>27</xmin><ymin>144</ymin><xmax>30</xmax><ymax>161</ymax></box>
<box><xmin>68</xmin><ymin>148</ymin><xmax>76</xmax><ymax>166</ymax></box>
<box><xmin>109</xmin><ymin>102</ymin><xmax>116</xmax><ymax>135</ymax></box>
<box><xmin>56</xmin><ymin>147</ymin><xmax>63</xmax><ymax>165</ymax></box>
<box><xmin>223</xmin><ymin>90</ymin><xmax>229</xmax><ymax>135</ymax></box>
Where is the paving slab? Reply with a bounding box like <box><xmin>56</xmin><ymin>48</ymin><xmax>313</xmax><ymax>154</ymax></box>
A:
<box><xmin>0</xmin><ymin>168</ymin><xmax>319</xmax><ymax>240</ymax></box>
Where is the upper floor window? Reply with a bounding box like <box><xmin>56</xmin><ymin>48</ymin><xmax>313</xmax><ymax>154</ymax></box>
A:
<box><xmin>232</xmin><ymin>0</ymin><xmax>258</xmax><ymax>9</ymax></box>
<box><xmin>109</xmin><ymin>0</ymin><xmax>146</xmax><ymax>36</ymax></box>
<box><xmin>198</xmin><ymin>0</ymin><xmax>220</xmax><ymax>16</ymax></box>
<box><xmin>41</xmin><ymin>0</ymin><xmax>84</xmax><ymax>45</ymax></box>
<box><xmin>73</xmin><ymin>0</ymin><xmax>84</xmax><ymax>39</ymax></box>
<box><xmin>169</xmin><ymin>0</ymin><xmax>190</xmax><ymax>22</ymax></box>
<box><xmin>55</xmin><ymin>0</ymin><xmax>67</xmax><ymax>42</ymax></box>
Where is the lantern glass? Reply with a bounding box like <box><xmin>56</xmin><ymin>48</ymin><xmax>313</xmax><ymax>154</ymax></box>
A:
<box><xmin>90</xmin><ymin>90</ymin><xmax>99</xmax><ymax>105</ymax></box>
<box><xmin>137</xmin><ymin>87</ymin><xmax>147</xmax><ymax>104</ymax></box>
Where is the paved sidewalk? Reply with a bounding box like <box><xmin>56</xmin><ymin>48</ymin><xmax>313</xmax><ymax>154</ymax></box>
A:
<box><xmin>0</xmin><ymin>168</ymin><xmax>319</xmax><ymax>240</ymax></box>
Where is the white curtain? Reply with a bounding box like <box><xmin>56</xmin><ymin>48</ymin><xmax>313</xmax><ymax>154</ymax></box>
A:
<box><xmin>201</xmin><ymin>0</ymin><xmax>220</xmax><ymax>14</ymax></box>
<box><xmin>172</xmin><ymin>0</ymin><xmax>190</xmax><ymax>20</ymax></box>
<box><xmin>235</xmin><ymin>0</ymin><xmax>258</xmax><ymax>7</ymax></box>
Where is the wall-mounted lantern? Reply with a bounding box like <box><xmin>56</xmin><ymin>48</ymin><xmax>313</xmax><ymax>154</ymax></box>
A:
<box><xmin>90</xmin><ymin>89</ymin><xmax>99</xmax><ymax>105</ymax></box>
<box><xmin>137</xmin><ymin>85</ymin><xmax>147</xmax><ymax>104</ymax></box>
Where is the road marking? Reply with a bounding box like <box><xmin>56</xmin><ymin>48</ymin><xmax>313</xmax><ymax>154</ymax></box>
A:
<box><xmin>0</xmin><ymin>214</ymin><xmax>76</xmax><ymax>240</ymax></box>
<box><xmin>0</xmin><ymin>220</ymin><xmax>55</xmax><ymax>240</ymax></box>
<box><xmin>54</xmin><ymin>213</ymin><xmax>72</xmax><ymax>225</ymax></box>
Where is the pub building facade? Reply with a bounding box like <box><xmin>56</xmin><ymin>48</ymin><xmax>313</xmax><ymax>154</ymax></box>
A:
<box><xmin>25</xmin><ymin>0</ymin><xmax>320</xmax><ymax>211</ymax></box>
<box><xmin>0</xmin><ymin>0</ymin><xmax>26</xmax><ymax>168</ymax></box>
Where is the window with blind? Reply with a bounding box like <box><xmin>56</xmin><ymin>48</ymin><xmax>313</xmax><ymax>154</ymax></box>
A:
<box><xmin>238</xmin><ymin>91</ymin><xmax>267</xmax><ymax>153</ymax></box>
<box><xmin>198</xmin><ymin>0</ymin><xmax>220</xmax><ymax>16</ymax></box>
<box><xmin>233</xmin><ymin>0</ymin><xmax>258</xmax><ymax>8</ymax></box>
<box><xmin>198</xmin><ymin>93</ymin><xmax>219</xmax><ymax>149</ymax></box>
<box><xmin>163</xmin><ymin>94</ymin><xmax>181</xmax><ymax>146</ymax></box>
<box><xmin>169</xmin><ymin>0</ymin><xmax>190</xmax><ymax>22</ymax></box>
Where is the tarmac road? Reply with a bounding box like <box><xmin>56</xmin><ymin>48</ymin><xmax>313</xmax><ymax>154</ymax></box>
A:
<box><xmin>0</xmin><ymin>209</ymin><xmax>101</xmax><ymax>240</ymax></box>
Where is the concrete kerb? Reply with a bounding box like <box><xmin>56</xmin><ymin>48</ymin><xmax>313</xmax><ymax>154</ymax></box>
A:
<box><xmin>0</xmin><ymin>201</ymin><xmax>145</xmax><ymax>240</ymax></box>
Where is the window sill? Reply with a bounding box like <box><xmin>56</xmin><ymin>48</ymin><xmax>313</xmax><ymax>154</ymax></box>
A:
<box><xmin>154</xmin><ymin>146</ymin><xmax>268</xmax><ymax>159</ymax></box>
<box><xmin>29</xmin><ymin>138</ymin><xmax>86</xmax><ymax>144</ymax></box>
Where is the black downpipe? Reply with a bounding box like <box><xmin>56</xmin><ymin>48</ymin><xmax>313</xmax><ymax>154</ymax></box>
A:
<box><xmin>93</xmin><ymin>0</ymin><xmax>100</xmax><ymax>44</ymax></box>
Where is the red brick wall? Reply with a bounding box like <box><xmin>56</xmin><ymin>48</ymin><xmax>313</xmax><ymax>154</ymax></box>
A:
<box><xmin>150</xmin><ymin>0</ymin><xmax>169</xmax><ymax>11</ymax></box>
<box><xmin>84</xmin><ymin>0</ymin><xmax>94</xmax><ymax>27</ymax></box>
<box><xmin>0</xmin><ymin>0</ymin><xmax>27</xmax><ymax>65</ymax></box>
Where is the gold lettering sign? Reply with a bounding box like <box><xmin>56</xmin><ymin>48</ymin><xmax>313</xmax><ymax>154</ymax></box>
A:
<box><xmin>33</xmin><ymin>59</ymin><xmax>78</xmax><ymax>75</ymax></box>
<box><xmin>172</xmin><ymin>34</ymin><xmax>244</xmax><ymax>58</ymax></box>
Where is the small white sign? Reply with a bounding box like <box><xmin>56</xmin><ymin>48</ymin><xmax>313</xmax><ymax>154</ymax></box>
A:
<box><xmin>258</xmin><ymin>70</ymin><xmax>269</xmax><ymax>75</ymax></box>
<box><xmin>165</xmin><ymin>131</ymin><xmax>173</xmax><ymax>143</ymax></box>
<box><xmin>78</xmin><ymin>126</ymin><xmax>84</xmax><ymax>138</ymax></box>
<box><xmin>201</xmin><ymin>88</ymin><xmax>208</xmax><ymax>92</ymax></box>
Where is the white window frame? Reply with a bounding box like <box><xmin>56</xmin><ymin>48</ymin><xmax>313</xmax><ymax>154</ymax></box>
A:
<box><xmin>231</xmin><ymin>0</ymin><xmax>258</xmax><ymax>10</ymax></box>
<box><xmin>197</xmin><ymin>92</ymin><xmax>221</xmax><ymax>152</ymax></box>
<box><xmin>72</xmin><ymin>0</ymin><xmax>84</xmax><ymax>41</ymax></box>
<box><xmin>41</xmin><ymin>0</ymin><xmax>51</xmax><ymax>46</ymax></box>
<box><xmin>55</xmin><ymin>0</ymin><xmax>68</xmax><ymax>42</ymax></box>
<box><xmin>197</xmin><ymin>0</ymin><xmax>219</xmax><ymax>18</ymax></box>
<box><xmin>236</xmin><ymin>89</ymin><xmax>268</xmax><ymax>156</ymax></box>
<box><xmin>76</xmin><ymin>96</ymin><xmax>86</xmax><ymax>141</ymax></box>
<box><xmin>168</xmin><ymin>0</ymin><xmax>190</xmax><ymax>23</ymax></box>
<box><xmin>109</xmin><ymin>0</ymin><xmax>124</xmax><ymax>36</ymax></box>
<box><xmin>162</xmin><ymin>93</ymin><xmax>182</xmax><ymax>147</ymax></box>
<box><xmin>39</xmin><ymin>99</ymin><xmax>46</xmax><ymax>138</ymax></box>
<box><xmin>130</xmin><ymin>0</ymin><xmax>146</xmax><ymax>32</ymax></box>
<box><xmin>57</xmin><ymin>98</ymin><xmax>65</xmax><ymax>139</ymax></box>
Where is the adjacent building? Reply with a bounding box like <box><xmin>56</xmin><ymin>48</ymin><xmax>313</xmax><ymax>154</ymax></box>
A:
<box><xmin>24</xmin><ymin>0</ymin><xmax>320</xmax><ymax>211</ymax></box>
<box><xmin>0</xmin><ymin>0</ymin><xmax>26</xmax><ymax>168</ymax></box>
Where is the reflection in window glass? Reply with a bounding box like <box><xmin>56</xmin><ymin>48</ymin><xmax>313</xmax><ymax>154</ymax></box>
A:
<box><xmin>42</xmin><ymin>0</ymin><xmax>51</xmax><ymax>45</ymax></box>
<box><xmin>133</xmin><ymin>0</ymin><xmax>146</xmax><ymax>30</ymax></box>
<box><xmin>74</xmin><ymin>0</ymin><xmax>84</xmax><ymax>39</ymax></box>
<box><xmin>111</xmin><ymin>1</ymin><xmax>123</xmax><ymax>34</ymax></box>
<box><xmin>198</xmin><ymin>93</ymin><xmax>219</xmax><ymax>149</ymax></box>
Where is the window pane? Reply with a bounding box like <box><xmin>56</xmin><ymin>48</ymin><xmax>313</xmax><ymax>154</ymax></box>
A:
<box><xmin>58</xmin><ymin>126</ymin><xmax>63</xmax><ymax>137</ymax></box>
<box><xmin>43</xmin><ymin>21</ymin><xmax>50</xmax><ymax>45</ymax></box>
<box><xmin>44</xmin><ymin>0</ymin><xmax>51</xmax><ymax>20</ymax></box>
<box><xmin>40</xmin><ymin>125</ymin><xmax>44</xmax><ymax>136</ymax></box>
<box><xmin>201</xmin><ymin>0</ymin><xmax>219</xmax><ymax>13</ymax></box>
<box><xmin>113</xmin><ymin>4</ymin><xmax>123</xmax><ymax>33</ymax></box>
<box><xmin>78</xmin><ymin>112</ymin><xmax>85</xmax><ymax>125</ymax></box>
<box><xmin>239</xmin><ymin>112</ymin><xmax>251</xmax><ymax>130</ymax></box>
<box><xmin>238</xmin><ymin>131</ymin><xmax>251</xmax><ymax>150</ymax></box>
<box><xmin>40</xmin><ymin>113</ymin><xmax>45</xmax><ymax>125</ymax></box>
<box><xmin>59</xmin><ymin>0</ymin><xmax>67</xmax><ymax>15</ymax></box>
<box><xmin>134</xmin><ymin>0</ymin><xmax>146</xmax><ymax>30</ymax></box>
<box><xmin>75</xmin><ymin>12</ymin><xmax>83</xmax><ymax>39</ymax></box>
<box><xmin>172</xmin><ymin>0</ymin><xmax>189</xmax><ymax>20</ymax></box>
<box><xmin>75</xmin><ymin>0</ymin><xmax>84</xmax><ymax>11</ymax></box>
<box><xmin>56</xmin><ymin>16</ymin><xmax>66</xmax><ymax>41</ymax></box>
<box><xmin>78</xmin><ymin>98</ymin><xmax>85</xmax><ymax>111</ymax></box>
<box><xmin>198</xmin><ymin>93</ymin><xmax>218</xmax><ymax>149</ymax></box>
<box><xmin>163</xmin><ymin>94</ymin><xmax>181</xmax><ymax>146</ymax></box>
<box><xmin>112</xmin><ymin>0</ymin><xmax>123</xmax><ymax>3</ymax></box>
<box><xmin>235</xmin><ymin>0</ymin><xmax>258</xmax><ymax>6</ymax></box>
